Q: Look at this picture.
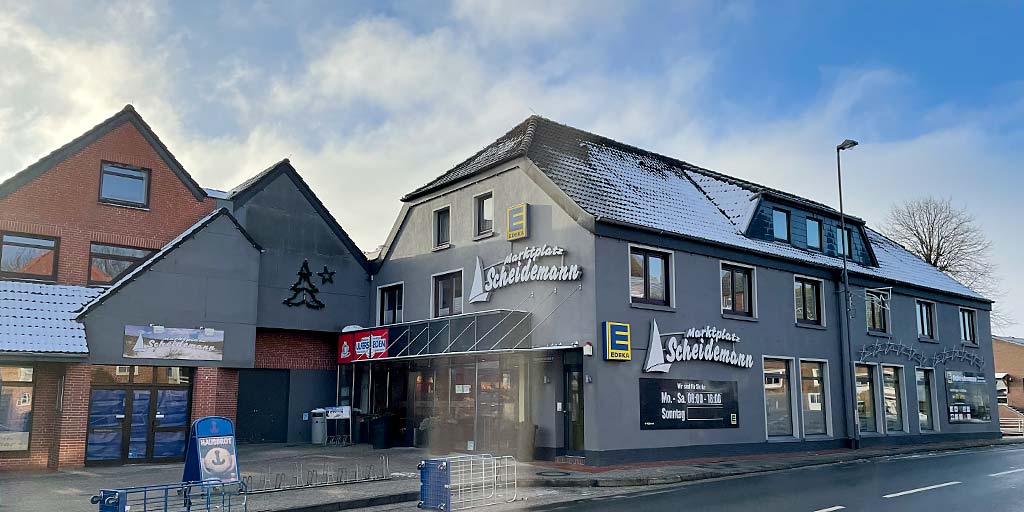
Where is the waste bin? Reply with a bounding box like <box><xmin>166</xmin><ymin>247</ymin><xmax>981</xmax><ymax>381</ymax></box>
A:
<box><xmin>311</xmin><ymin>408</ymin><xmax>327</xmax><ymax>445</ymax></box>
<box><xmin>369</xmin><ymin>415</ymin><xmax>392</xmax><ymax>449</ymax></box>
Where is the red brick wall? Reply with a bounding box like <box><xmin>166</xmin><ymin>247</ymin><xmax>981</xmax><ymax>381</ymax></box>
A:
<box><xmin>191</xmin><ymin>367</ymin><xmax>239</xmax><ymax>423</ymax></box>
<box><xmin>254</xmin><ymin>329</ymin><xmax>338</xmax><ymax>370</ymax></box>
<box><xmin>0</xmin><ymin>363</ymin><xmax>62</xmax><ymax>470</ymax></box>
<box><xmin>994</xmin><ymin>338</ymin><xmax>1024</xmax><ymax>409</ymax></box>
<box><xmin>55</xmin><ymin>363</ymin><xmax>92</xmax><ymax>468</ymax></box>
<box><xmin>0</xmin><ymin>119</ymin><xmax>216</xmax><ymax>286</ymax></box>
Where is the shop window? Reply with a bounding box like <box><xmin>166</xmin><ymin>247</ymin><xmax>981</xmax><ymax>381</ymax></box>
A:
<box><xmin>794</xmin><ymin>276</ymin><xmax>823</xmax><ymax>326</ymax></box>
<box><xmin>0</xmin><ymin>232</ymin><xmax>59</xmax><ymax>281</ymax></box>
<box><xmin>806</xmin><ymin>218</ymin><xmax>822</xmax><ymax>250</ymax></box>
<box><xmin>772</xmin><ymin>209</ymin><xmax>790</xmax><ymax>241</ymax></box>
<box><xmin>800</xmin><ymin>361</ymin><xmax>828</xmax><ymax>436</ymax></box>
<box><xmin>474</xmin><ymin>192</ymin><xmax>493</xmax><ymax>237</ymax></box>
<box><xmin>433</xmin><ymin>206</ymin><xmax>451</xmax><ymax>249</ymax></box>
<box><xmin>629</xmin><ymin>246</ymin><xmax>671</xmax><ymax>306</ymax></box>
<box><xmin>0</xmin><ymin>365</ymin><xmax>34</xmax><ymax>451</ymax></box>
<box><xmin>882</xmin><ymin>366</ymin><xmax>906</xmax><ymax>432</ymax></box>
<box><xmin>959</xmin><ymin>308</ymin><xmax>977</xmax><ymax>344</ymax></box>
<box><xmin>100</xmin><ymin>163</ymin><xmax>150</xmax><ymax>208</ymax></box>
<box><xmin>836</xmin><ymin>226</ymin><xmax>852</xmax><ymax>257</ymax></box>
<box><xmin>856</xmin><ymin>364</ymin><xmax>877</xmax><ymax>432</ymax></box>
<box><xmin>89</xmin><ymin>243</ymin><xmax>154</xmax><ymax>285</ymax></box>
<box><xmin>721</xmin><ymin>263</ymin><xmax>754</xmax><ymax>317</ymax></box>
<box><xmin>945</xmin><ymin>371</ymin><xmax>992</xmax><ymax>423</ymax></box>
<box><xmin>866</xmin><ymin>290</ymin><xmax>889</xmax><ymax>333</ymax></box>
<box><xmin>916</xmin><ymin>300</ymin><xmax>936</xmax><ymax>340</ymax></box>
<box><xmin>433</xmin><ymin>271</ymin><xmax>462</xmax><ymax>318</ymax></box>
<box><xmin>763</xmin><ymin>358</ymin><xmax>794</xmax><ymax>437</ymax></box>
<box><xmin>916</xmin><ymin>368</ymin><xmax>935</xmax><ymax>432</ymax></box>
<box><xmin>379</xmin><ymin>283</ymin><xmax>404</xmax><ymax>325</ymax></box>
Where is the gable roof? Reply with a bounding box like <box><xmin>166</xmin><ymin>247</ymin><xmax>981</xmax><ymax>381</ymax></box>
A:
<box><xmin>994</xmin><ymin>335</ymin><xmax>1024</xmax><ymax>347</ymax></box>
<box><xmin>0</xmin><ymin>281</ymin><xmax>101</xmax><ymax>355</ymax></box>
<box><xmin>76</xmin><ymin>208</ymin><xmax>261</xmax><ymax>318</ymax></box>
<box><xmin>402</xmin><ymin>115</ymin><xmax>985</xmax><ymax>302</ymax></box>
<box><xmin>227</xmin><ymin>159</ymin><xmax>371</xmax><ymax>273</ymax></box>
<box><xmin>0</xmin><ymin>104</ymin><xmax>206</xmax><ymax>201</ymax></box>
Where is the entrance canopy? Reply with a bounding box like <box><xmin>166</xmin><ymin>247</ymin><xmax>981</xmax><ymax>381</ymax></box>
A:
<box><xmin>339</xmin><ymin>309</ymin><xmax>576</xmax><ymax>363</ymax></box>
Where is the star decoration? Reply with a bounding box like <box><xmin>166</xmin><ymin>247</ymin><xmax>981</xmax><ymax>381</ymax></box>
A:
<box><xmin>317</xmin><ymin>265</ymin><xmax>335</xmax><ymax>284</ymax></box>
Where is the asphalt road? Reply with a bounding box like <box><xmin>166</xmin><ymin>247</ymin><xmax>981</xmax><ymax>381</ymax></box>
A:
<box><xmin>531</xmin><ymin>445</ymin><xmax>1024</xmax><ymax>512</ymax></box>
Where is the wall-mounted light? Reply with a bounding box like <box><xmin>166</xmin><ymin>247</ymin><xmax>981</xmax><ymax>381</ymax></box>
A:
<box><xmin>582</xmin><ymin>341</ymin><xmax>594</xmax><ymax>357</ymax></box>
<box><xmin>543</xmin><ymin>375</ymin><xmax>551</xmax><ymax>384</ymax></box>
<box><xmin>585</xmin><ymin>374</ymin><xmax>593</xmax><ymax>384</ymax></box>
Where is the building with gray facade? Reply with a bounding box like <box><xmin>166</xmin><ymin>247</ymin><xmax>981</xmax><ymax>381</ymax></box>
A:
<box><xmin>360</xmin><ymin>115</ymin><xmax>998</xmax><ymax>465</ymax></box>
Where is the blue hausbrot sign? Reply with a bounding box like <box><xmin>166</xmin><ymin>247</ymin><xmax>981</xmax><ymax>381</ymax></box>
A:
<box><xmin>183</xmin><ymin>416</ymin><xmax>240</xmax><ymax>483</ymax></box>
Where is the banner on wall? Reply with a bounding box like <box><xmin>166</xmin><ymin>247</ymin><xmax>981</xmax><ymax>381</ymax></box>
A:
<box><xmin>123</xmin><ymin>325</ymin><xmax>224</xmax><ymax>361</ymax></box>
<box><xmin>337</xmin><ymin>329</ymin><xmax>389</xmax><ymax>362</ymax></box>
<box><xmin>639</xmin><ymin>378</ymin><xmax>739</xmax><ymax>429</ymax></box>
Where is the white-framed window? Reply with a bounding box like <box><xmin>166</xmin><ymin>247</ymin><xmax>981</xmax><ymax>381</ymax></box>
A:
<box><xmin>959</xmin><ymin>307</ymin><xmax>977</xmax><ymax>344</ymax></box>
<box><xmin>433</xmin><ymin>205</ymin><xmax>451</xmax><ymax>249</ymax></box>
<box><xmin>772</xmin><ymin>209</ymin><xmax>790</xmax><ymax>242</ymax></box>
<box><xmin>432</xmin><ymin>270</ymin><xmax>463</xmax><ymax>318</ymax></box>
<box><xmin>916</xmin><ymin>300</ymin><xmax>936</xmax><ymax>340</ymax></box>
<box><xmin>836</xmin><ymin>226</ymin><xmax>852</xmax><ymax>257</ymax></box>
<box><xmin>377</xmin><ymin>282</ymin><xmax>404</xmax><ymax>326</ymax></box>
<box><xmin>915</xmin><ymin>367</ymin><xmax>938</xmax><ymax>432</ymax></box>
<box><xmin>794</xmin><ymin>275</ymin><xmax>825</xmax><ymax>326</ymax></box>
<box><xmin>720</xmin><ymin>261</ymin><xmax>756</xmax><ymax>317</ymax></box>
<box><xmin>799</xmin><ymin>359</ymin><xmax>831</xmax><ymax>436</ymax></box>
<box><xmin>628</xmin><ymin>244</ymin><xmax>673</xmax><ymax>307</ymax></box>
<box><xmin>866</xmin><ymin>289</ymin><xmax>890</xmax><ymax>333</ymax></box>
<box><xmin>806</xmin><ymin>218</ymin><xmax>822</xmax><ymax>250</ymax></box>
<box><xmin>474</xmin><ymin>191</ymin><xmax>494</xmax><ymax>238</ymax></box>
<box><xmin>855</xmin><ymin>363</ymin><xmax>879</xmax><ymax>433</ymax></box>
<box><xmin>881</xmin><ymin>365</ymin><xmax>907</xmax><ymax>433</ymax></box>
<box><xmin>763</xmin><ymin>357</ymin><xmax>798</xmax><ymax>438</ymax></box>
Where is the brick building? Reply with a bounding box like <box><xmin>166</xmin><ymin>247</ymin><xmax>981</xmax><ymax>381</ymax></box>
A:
<box><xmin>0</xmin><ymin>106</ymin><xmax>369</xmax><ymax>469</ymax></box>
<box><xmin>993</xmin><ymin>336</ymin><xmax>1024</xmax><ymax>410</ymax></box>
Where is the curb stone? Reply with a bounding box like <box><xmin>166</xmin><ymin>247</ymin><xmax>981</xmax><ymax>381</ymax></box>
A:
<box><xmin>263</xmin><ymin>491</ymin><xmax>419</xmax><ymax>512</ymax></box>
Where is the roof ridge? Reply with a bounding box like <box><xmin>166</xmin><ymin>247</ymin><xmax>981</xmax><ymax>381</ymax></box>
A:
<box><xmin>0</xmin><ymin>104</ymin><xmax>207</xmax><ymax>202</ymax></box>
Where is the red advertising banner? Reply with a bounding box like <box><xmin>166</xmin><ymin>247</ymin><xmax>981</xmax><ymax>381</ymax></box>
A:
<box><xmin>337</xmin><ymin>333</ymin><xmax>354</xmax><ymax>364</ymax></box>
<box><xmin>353</xmin><ymin>328</ymin><xmax>389</xmax><ymax>361</ymax></box>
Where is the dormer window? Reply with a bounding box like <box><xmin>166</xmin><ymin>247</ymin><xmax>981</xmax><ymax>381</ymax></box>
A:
<box><xmin>100</xmin><ymin>162</ymin><xmax>150</xmax><ymax>208</ymax></box>
<box><xmin>772</xmin><ymin>209</ymin><xmax>790</xmax><ymax>242</ymax></box>
<box><xmin>836</xmin><ymin>227</ymin><xmax>852</xmax><ymax>257</ymax></box>
<box><xmin>806</xmin><ymin>219</ymin><xmax>822</xmax><ymax>250</ymax></box>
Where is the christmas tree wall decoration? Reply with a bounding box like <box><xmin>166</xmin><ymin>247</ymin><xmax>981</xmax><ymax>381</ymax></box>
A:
<box><xmin>283</xmin><ymin>260</ymin><xmax>325</xmax><ymax>309</ymax></box>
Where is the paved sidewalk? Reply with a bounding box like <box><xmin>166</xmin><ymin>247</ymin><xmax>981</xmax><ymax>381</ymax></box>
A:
<box><xmin>1</xmin><ymin>437</ymin><xmax>1021</xmax><ymax>512</ymax></box>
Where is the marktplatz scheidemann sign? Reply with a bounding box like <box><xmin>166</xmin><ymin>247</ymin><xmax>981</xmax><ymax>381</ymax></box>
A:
<box><xmin>469</xmin><ymin>245</ymin><xmax>582</xmax><ymax>303</ymax></box>
<box><xmin>643</xmin><ymin>319</ymin><xmax>754</xmax><ymax>372</ymax></box>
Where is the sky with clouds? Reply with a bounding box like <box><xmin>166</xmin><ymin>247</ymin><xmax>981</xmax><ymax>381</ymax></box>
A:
<box><xmin>1</xmin><ymin>0</ymin><xmax>1021</xmax><ymax>333</ymax></box>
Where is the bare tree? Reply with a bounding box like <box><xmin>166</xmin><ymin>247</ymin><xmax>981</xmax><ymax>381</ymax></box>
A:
<box><xmin>881</xmin><ymin>196</ymin><xmax>1009</xmax><ymax>327</ymax></box>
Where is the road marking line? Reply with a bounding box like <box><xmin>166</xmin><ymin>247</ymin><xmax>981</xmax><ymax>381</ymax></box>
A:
<box><xmin>989</xmin><ymin>468</ymin><xmax>1024</xmax><ymax>477</ymax></box>
<box><xmin>813</xmin><ymin>506</ymin><xmax>846</xmax><ymax>512</ymax></box>
<box><xmin>883</xmin><ymin>481</ymin><xmax>961</xmax><ymax>498</ymax></box>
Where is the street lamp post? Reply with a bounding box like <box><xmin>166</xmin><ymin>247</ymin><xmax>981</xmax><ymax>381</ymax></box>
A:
<box><xmin>836</xmin><ymin>138</ymin><xmax>858</xmax><ymax>448</ymax></box>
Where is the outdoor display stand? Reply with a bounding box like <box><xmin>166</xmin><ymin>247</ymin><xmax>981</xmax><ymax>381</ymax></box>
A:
<box><xmin>324</xmin><ymin>405</ymin><xmax>352</xmax><ymax>445</ymax></box>
<box><xmin>183</xmin><ymin>416</ymin><xmax>241</xmax><ymax>483</ymax></box>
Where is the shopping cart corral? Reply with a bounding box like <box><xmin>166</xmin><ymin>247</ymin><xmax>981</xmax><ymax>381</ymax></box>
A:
<box><xmin>90</xmin><ymin>480</ymin><xmax>247</xmax><ymax>512</ymax></box>
<box><xmin>418</xmin><ymin>454</ymin><xmax>518</xmax><ymax>511</ymax></box>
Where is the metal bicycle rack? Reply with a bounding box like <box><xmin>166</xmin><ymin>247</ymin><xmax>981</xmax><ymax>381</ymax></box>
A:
<box><xmin>241</xmin><ymin>454</ymin><xmax>391</xmax><ymax>494</ymax></box>
<box><xmin>418</xmin><ymin>454</ymin><xmax>518</xmax><ymax>511</ymax></box>
<box><xmin>90</xmin><ymin>480</ymin><xmax>247</xmax><ymax>512</ymax></box>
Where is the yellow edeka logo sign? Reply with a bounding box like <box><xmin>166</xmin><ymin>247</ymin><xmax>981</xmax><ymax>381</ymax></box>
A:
<box><xmin>603</xmin><ymin>322</ymin><xmax>631</xmax><ymax>361</ymax></box>
<box><xmin>507</xmin><ymin>203</ymin><xmax>529</xmax><ymax>241</ymax></box>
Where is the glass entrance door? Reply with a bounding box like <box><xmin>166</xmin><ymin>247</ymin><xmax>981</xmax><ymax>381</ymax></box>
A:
<box><xmin>564</xmin><ymin>363</ymin><xmax>585</xmax><ymax>455</ymax></box>
<box><xmin>86</xmin><ymin>366</ymin><xmax>192</xmax><ymax>464</ymax></box>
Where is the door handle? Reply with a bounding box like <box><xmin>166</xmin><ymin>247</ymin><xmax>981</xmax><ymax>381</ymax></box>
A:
<box><xmin>114</xmin><ymin>414</ymin><xmax>126</xmax><ymax>420</ymax></box>
<box><xmin>155</xmin><ymin>412</ymin><xmax>165</xmax><ymax>419</ymax></box>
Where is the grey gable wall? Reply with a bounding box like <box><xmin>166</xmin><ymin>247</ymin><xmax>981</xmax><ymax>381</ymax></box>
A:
<box><xmin>233</xmin><ymin>172</ymin><xmax>371</xmax><ymax>331</ymax></box>
<box><xmin>82</xmin><ymin>214</ymin><xmax>261</xmax><ymax>368</ymax></box>
<box><xmin>374</xmin><ymin>157</ymin><xmax>598</xmax><ymax>451</ymax></box>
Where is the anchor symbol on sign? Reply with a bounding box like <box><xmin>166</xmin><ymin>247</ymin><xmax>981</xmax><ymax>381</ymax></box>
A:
<box><xmin>211</xmin><ymin>450</ymin><xmax>226</xmax><ymax>466</ymax></box>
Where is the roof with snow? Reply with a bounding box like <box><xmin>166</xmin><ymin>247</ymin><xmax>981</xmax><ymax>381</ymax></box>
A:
<box><xmin>0</xmin><ymin>281</ymin><xmax>101</xmax><ymax>354</ymax></box>
<box><xmin>403</xmin><ymin>115</ymin><xmax>985</xmax><ymax>302</ymax></box>
<box><xmin>995</xmin><ymin>336</ymin><xmax>1024</xmax><ymax>347</ymax></box>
